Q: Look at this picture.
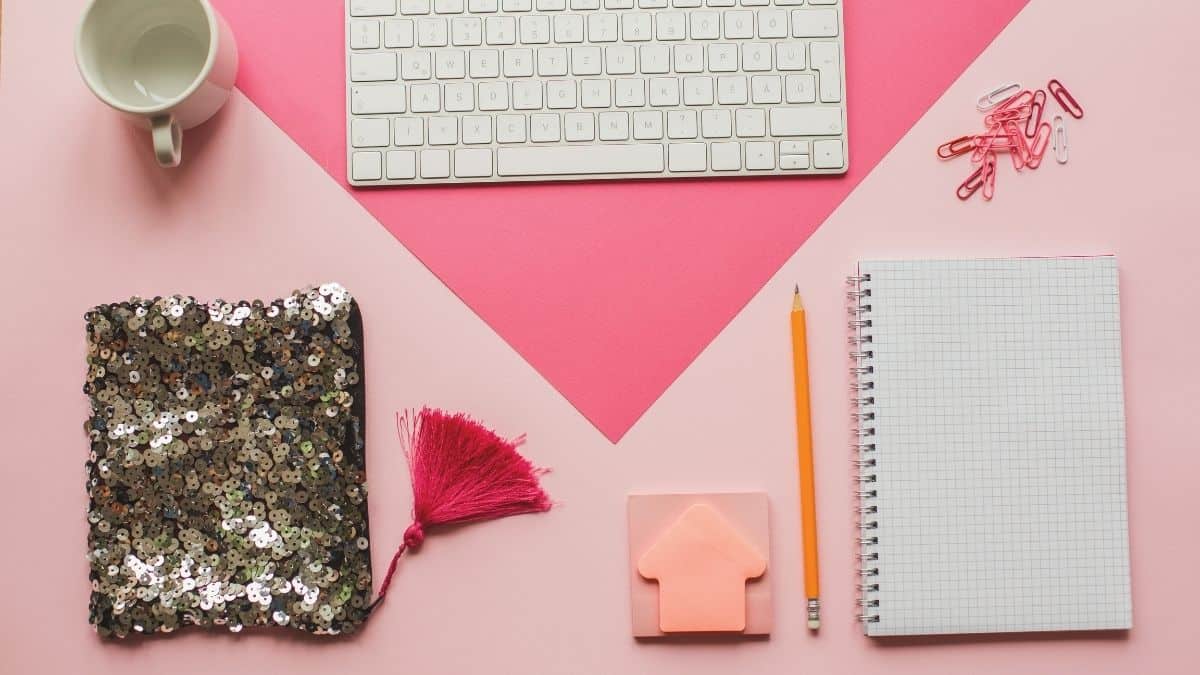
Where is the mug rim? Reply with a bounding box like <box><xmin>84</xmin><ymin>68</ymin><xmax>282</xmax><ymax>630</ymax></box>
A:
<box><xmin>74</xmin><ymin>0</ymin><xmax>220</xmax><ymax>116</ymax></box>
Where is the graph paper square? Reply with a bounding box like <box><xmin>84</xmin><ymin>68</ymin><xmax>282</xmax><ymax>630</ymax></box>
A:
<box><xmin>856</xmin><ymin>257</ymin><xmax>1132</xmax><ymax>637</ymax></box>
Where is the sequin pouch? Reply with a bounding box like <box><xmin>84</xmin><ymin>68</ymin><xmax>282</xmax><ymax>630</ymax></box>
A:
<box><xmin>83</xmin><ymin>283</ymin><xmax>371</xmax><ymax>637</ymax></box>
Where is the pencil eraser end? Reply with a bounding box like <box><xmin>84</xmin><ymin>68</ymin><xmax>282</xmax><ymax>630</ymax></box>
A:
<box><xmin>807</xmin><ymin>618</ymin><xmax>820</xmax><ymax>630</ymax></box>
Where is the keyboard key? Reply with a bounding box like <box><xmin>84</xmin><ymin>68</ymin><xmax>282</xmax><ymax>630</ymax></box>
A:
<box><xmin>444</xmin><ymin>81</ymin><xmax>474</xmax><ymax>110</ymax></box>
<box><xmin>520</xmin><ymin>15</ymin><xmax>551</xmax><ymax>43</ymax></box>
<box><xmin>605</xmin><ymin>45</ymin><xmax>636</xmax><ymax>74</ymax></box>
<box><xmin>351</xmin><ymin>0</ymin><xmax>397</xmax><ymax>17</ymax></box>
<box><xmin>454</xmin><ymin>148</ymin><xmax>493</xmax><ymax>176</ymax></box>
<box><xmin>633</xmin><ymin>110</ymin><xmax>664</xmax><ymax>139</ymax></box>
<box><xmin>497</xmin><ymin>144</ymin><xmax>665</xmax><ymax>176</ymax></box>
<box><xmin>410</xmin><ymin>83</ymin><xmax>440</xmax><ymax>111</ymax></box>
<box><xmin>350</xmin><ymin>53</ymin><xmax>397</xmax><ymax>81</ymax></box>
<box><xmin>468</xmin><ymin>0</ymin><xmax>498</xmax><ymax>9</ymax></box>
<box><xmin>615</xmin><ymin>78</ymin><xmax>646</xmax><ymax>107</ymax></box>
<box><xmin>351</xmin><ymin>152</ymin><xmax>383</xmax><ymax>181</ymax></box>
<box><xmin>812</xmin><ymin>138</ymin><xmax>844</xmax><ymax>169</ymax></box>
<box><xmin>701</xmin><ymin>109</ymin><xmax>732</xmax><ymax>138</ymax></box>
<box><xmin>394</xmin><ymin>118</ymin><xmax>424</xmax><ymax>145</ymax></box>
<box><xmin>668</xmin><ymin>143</ymin><xmax>706</xmax><ymax>171</ymax></box>
<box><xmin>512</xmin><ymin>81</ymin><xmax>543</xmax><ymax>109</ymax></box>
<box><xmin>351</xmin><ymin>85</ymin><xmax>406</xmax><ymax>114</ymax></box>
<box><xmin>571</xmin><ymin>0</ymin><xmax>600</xmax><ymax>8</ymax></box>
<box><xmin>667</xmin><ymin>110</ymin><xmax>698</xmax><ymax>138</ymax></box>
<box><xmin>417</xmin><ymin>17</ymin><xmax>448</xmax><ymax>45</ymax></box>
<box><xmin>428</xmin><ymin>116</ymin><xmax>459</xmax><ymax>144</ymax></box>
<box><xmin>776</xmin><ymin>42</ymin><xmax>805</xmax><ymax>70</ymax></box>
<box><xmin>717</xmin><ymin>75</ymin><xmax>747</xmax><ymax>104</ymax></box>
<box><xmin>350</xmin><ymin>21</ymin><xmax>381</xmax><ymax>49</ymax></box>
<box><xmin>451</xmin><ymin>17</ymin><xmax>482</xmax><ymax>44</ymax></box>
<box><xmin>810</xmin><ymin>41</ymin><xmax>842</xmax><ymax>102</ymax></box>
<box><xmin>757</xmin><ymin>9</ymin><xmax>786</xmax><ymax>38</ymax></box>
<box><xmin>400</xmin><ymin>51</ymin><xmax>432</xmax><ymax>79</ymax></box>
<box><xmin>384</xmin><ymin>19</ymin><xmax>415</xmax><ymax>47</ymax></box>
<box><xmin>785</xmin><ymin>73</ymin><xmax>815</xmax><ymax>103</ymax></box>
<box><xmin>745</xmin><ymin>141</ymin><xmax>774</xmax><ymax>169</ymax></box>
<box><xmin>538</xmin><ymin>47</ymin><xmax>568</xmax><ymax>75</ymax></box>
<box><xmin>622</xmin><ymin>13</ymin><xmax>653</xmax><ymax>41</ymax></box>
<box><xmin>640</xmin><ymin>44</ymin><xmax>671</xmax><ymax>73</ymax></box>
<box><xmin>400</xmin><ymin>0</ymin><xmax>430</xmax><ymax>14</ymax></box>
<box><xmin>538</xmin><ymin>0</ymin><xmax>568</xmax><ymax>9</ymax></box>
<box><xmin>546</xmin><ymin>80</ymin><xmax>577</xmax><ymax>108</ymax></box>
<box><xmin>497</xmin><ymin>114</ymin><xmax>527</xmax><ymax>142</ymax></box>
<box><xmin>436</xmin><ymin>50</ymin><xmax>467</xmax><ymax>78</ymax></box>
<box><xmin>581</xmin><ymin>80</ymin><xmax>611</xmax><ymax>108</ymax></box>
<box><xmin>735</xmin><ymin>108</ymin><xmax>765</xmax><ymax>136</ymax></box>
<box><xmin>435</xmin><ymin>0</ymin><xmax>465</xmax><ymax>12</ymax></box>
<box><xmin>649</xmin><ymin>78</ymin><xmax>680</xmax><ymax>106</ymax></box>
<box><xmin>690</xmin><ymin>11</ymin><xmax>719</xmax><ymax>39</ymax></box>
<box><xmin>469</xmin><ymin>48</ymin><xmax>500</xmax><ymax>77</ymax></box>
<box><xmin>420</xmin><ymin>149</ymin><xmax>451</xmax><ymax>177</ymax></box>
<box><xmin>724</xmin><ymin>11</ymin><xmax>753</xmax><ymax>38</ymax></box>
<box><xmin>791</xmin><ymin>9</ymin><xmax>839</xmax><ymax>37</ymax></box>
<box><xmin>478</xmin><ymin>81</ymin><xmax>509</xmax><ymax>110</ymax></box>
<box><xmin>656</xmin><ymin>12</ymin><xmax>686</xmax><ymax>40</ymax></box>
<box><xmin>530</xmin><ymin>113</ymin><xmax>561</xmax><ymax>141</ymax></box>
<box><xmin>571</xmin><ymin>46</ymin><xmax>603</xmax><ymax>75</ymax></box>
<box><xmin>503</xmin><ymin>0</ymin><xmax>533</xmax><ymax>9</ymax></box>
<box><xmin>769</xmin><ymin>106</ymin><xmax>842</xmax><ymax>136</ymax></box>
<box><xmin>554</xmin><ymin>14</ymin><xmax>585</xmax><ymax>42</ymax></box>
<box><xmin>588</xmin><ymin>14</ymin><xmax>618</xmax><ymax>41</ymax></box>
<box><xmin>741</xmin><ymin>42</ymin><xmax>771</xmax><ymax>71</ymax></box>
<box><xmin>780</xmin><ymin>140</ymin><xmax>808</xmax><ymax>154</ymax></box>
<box><xmin>606</xmin><ymin>0</ymin><xmax>634</xmax><ymax>7</ymax></box>
<box><xmin>708</xmin><ymin>43</ymin><xmax>738</xmax><ymax>72</ymax></box>
<box><xmin>751</xmin><ymin>74</ymin><xmax>781</xmax><ymax>103</ymax></box>
<box><xmin>386</xmin><ymin>150</ymin><xmax>417</xmax><ymax>179</ymax></box>
<box><xmin>503</xmin><ymin>48</ymin><xmax>535</xmax><ymax>76</ymax></box>
<box><xmin>565</xmin><ymin>112</ymin><xmax>595</xmax><ymax>140</ymax></box>
<box><xmin>710</xmin><ymin>141</ymin><xmax>741</xmax><ymax>170</ymax></box>
<box><xmin>780</xmin><ymin>153</ymin><xmax>810</xmax><ymax>170</ymax></box>
<box><xmin>485</xmin><ymin>16</ymin><xmax>515</xmax><ymax>44</ymax></box>
<box><xmin>683</xmin><ymin>76</ymin><xmax>714</xmax><ymax>105</ymax></box>
<box><xmin>462</xmin><ymin>115</ymin><xmax>492</xmax><ymax>143</ymax></box>
<box><xmin>351</xmin><ymin>118</ymin><xmax>391</xmax><ymax>147</ymax></box>
<box><xmin>674</xmin><ymin>44</ymin><xmax>704</xmax><ymax>72</ymax></box>
<box><xmin>599</xmin><ymin>111</ymin><xmax>630</xmax><ymax>140</ymax></box>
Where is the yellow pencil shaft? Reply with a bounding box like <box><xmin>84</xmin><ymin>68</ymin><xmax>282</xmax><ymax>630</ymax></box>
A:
<box><xmin>791</xmin><ymin>305</ymin><xmax>820</xmax><ymax>600</ymax></box>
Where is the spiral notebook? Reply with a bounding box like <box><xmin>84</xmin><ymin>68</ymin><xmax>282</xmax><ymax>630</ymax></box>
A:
<box><xmin>848</xmin><ymin>256</ymin><xmax>1132</xmax><ymax>637</ymax></box>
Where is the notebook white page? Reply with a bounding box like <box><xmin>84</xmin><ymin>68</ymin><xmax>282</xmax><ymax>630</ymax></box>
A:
<box><xmin>856</xmin><ymin>257</ymin><xmax>1132</xmax><ymax>637</ymax></box>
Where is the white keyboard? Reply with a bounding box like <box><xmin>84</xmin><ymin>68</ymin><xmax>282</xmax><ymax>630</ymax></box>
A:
<box><xmin>346</xmin><ymin>0</ymin><xmax>846</xmax><ymax>186</ymax></box>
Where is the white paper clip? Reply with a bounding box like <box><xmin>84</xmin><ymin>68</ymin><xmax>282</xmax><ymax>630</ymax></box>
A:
<box><xmin>976</xmin><ymin>82</ymin><xmax>1021</xmax><ymax>112</ymax></box>
<box><xmin>1052</xmin><ymin>115</ymin><xmax>1068</xmax><ymax>164</ymax></box>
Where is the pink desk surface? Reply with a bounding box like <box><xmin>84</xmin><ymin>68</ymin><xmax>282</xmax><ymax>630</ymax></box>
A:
<box><xmin>1</xmin><ymin>1</ymin><xmax>1199</xmax><ymax>674</ymax></box>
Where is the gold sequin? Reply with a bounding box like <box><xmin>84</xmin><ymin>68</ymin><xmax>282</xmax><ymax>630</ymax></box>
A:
<box><xmin>84</xmin><ymin>284</ymin><xmax>370</xmax><ymax>637</ymax></box>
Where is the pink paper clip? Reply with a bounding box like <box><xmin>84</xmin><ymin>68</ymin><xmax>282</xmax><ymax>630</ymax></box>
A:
<box><xmin>957</xmin><ymin>163</ymin><xmax>986</xmax><ymax>200</ymax></box>
<box><xmin>1026</xmin><ymin>121</ymin><xmax>1052</xmax><ymax>169</ymax></box>
<box><xmin>937</xmin><ymin>135</ymin><xmax>976</xmax><ymax>159</ymax></box>
<box><xmin>1025</xmin><ymin>89</ymin><xmax>1047</xmax><ymax>138</ymax></box>
<box><xmin>1047</xmin><ymin>79</ymin><xmax>1083</xmax><ymax>119</ymax></box>
<box><xmin>981</xmin><ymin>151</ymin><xmax>997</xmax><ymax>201</ymax></box>
<box><xmin>995</xmin><ymin>89</ymin><xmax>1034</xmax><ymax>113</ymax></box>
<box><xmin>1004</xmin><ymin>121</ymin><xmax>1028</xmax><ymax>171</ymax></box>
<box><xmin>971</xmin><ymin>126</ymin><xmax>1004</xmax><ymax>162</ymax></box>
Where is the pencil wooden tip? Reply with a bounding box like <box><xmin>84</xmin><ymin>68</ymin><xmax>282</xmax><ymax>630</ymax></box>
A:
<box><xmin>792</xmin><ymin>286</ymin><xmax>803</xmax><ymax>311</ymax></box>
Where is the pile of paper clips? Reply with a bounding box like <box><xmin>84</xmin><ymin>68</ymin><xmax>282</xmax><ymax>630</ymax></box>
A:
<box><xmin>938</xmin><ymin>79</ymin><xmax>1084</xmax><ymax>201</ymax></box>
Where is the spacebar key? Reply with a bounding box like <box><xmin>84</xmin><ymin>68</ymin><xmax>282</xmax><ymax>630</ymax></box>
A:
<box><xmin>497</xmin><ymin>145</ymin><xmax>665</xmax><ymax>176</ymax></box>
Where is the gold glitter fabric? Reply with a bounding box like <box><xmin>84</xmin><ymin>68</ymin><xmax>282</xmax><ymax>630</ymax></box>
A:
<box><xmin>83</xmin><ymin>283</ymin><xmax>371</xmax><ymax>637</ymax></box>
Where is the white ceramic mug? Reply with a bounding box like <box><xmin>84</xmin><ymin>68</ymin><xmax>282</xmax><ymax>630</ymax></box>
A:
<box><xmin>75</xmin><ymin>0</ymin><xmax>238</xmax><ymax>167</ymax></box>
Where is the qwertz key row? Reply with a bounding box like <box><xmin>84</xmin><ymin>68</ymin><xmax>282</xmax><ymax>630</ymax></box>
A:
<box><xmin>346</xmin><ymin>0</ymin><xmax>847</xmax><ymax>185</ymax></box>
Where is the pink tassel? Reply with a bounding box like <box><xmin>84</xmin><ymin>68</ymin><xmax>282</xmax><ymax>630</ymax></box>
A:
<box><xmin>372</xmin><ymin>408</ymin><xmax>553</xmax><ymax>606</ymax></box>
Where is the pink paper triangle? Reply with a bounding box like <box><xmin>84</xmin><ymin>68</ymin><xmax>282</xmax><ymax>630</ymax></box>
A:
<box><xmin>211</xmin><ymin>0</ymin><xmax>1029</xmax><ymax>441</ymax></box>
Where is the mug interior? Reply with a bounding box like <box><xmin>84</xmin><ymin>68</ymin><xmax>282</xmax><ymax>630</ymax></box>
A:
<box><xmin>77</xmin><ymin>0</ymin><xmax>215</xmax><ymax>112</ymax></box>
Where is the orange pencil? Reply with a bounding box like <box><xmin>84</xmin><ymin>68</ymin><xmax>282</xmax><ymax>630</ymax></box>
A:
<box><xmin>791</xmin><ymin>286</ymin><xmax>821</xmax><ymax>630</ymax></box>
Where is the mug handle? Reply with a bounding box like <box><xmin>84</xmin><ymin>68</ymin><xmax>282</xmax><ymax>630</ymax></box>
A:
<box><xmin>151</xmin><ymin>114</ymin><xmax>183</xmax><ymax>168</ymax></box>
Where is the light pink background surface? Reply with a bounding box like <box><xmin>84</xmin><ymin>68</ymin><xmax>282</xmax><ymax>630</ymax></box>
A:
<box><xmin>207</xmin><ymin>0</ymin><xmax>1028</xmax><ymax>440</ymax></box>
<box><xmin>2</xmin><ymin>1</ymin><xmax>1199</xmax><ymax>674</ymax></box>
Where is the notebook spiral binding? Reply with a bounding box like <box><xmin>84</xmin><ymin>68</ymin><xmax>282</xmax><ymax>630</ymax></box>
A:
<box><xmin>847</xmin><ymin>273</ymin><xmax>881</xmax><ymax>625</ymax></box>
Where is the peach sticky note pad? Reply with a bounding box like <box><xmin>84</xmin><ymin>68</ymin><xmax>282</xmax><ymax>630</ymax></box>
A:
<box><xmin>628</xmin><ymin>493</ymin><xmax>771</xmax><ymax>637</ymax></box>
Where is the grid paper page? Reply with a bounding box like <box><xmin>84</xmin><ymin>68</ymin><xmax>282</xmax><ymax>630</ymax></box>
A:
<box><xmin>858</xmin><ymin>257</ymin><xmax>1131</xmax><ymax>637</ymax></box>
